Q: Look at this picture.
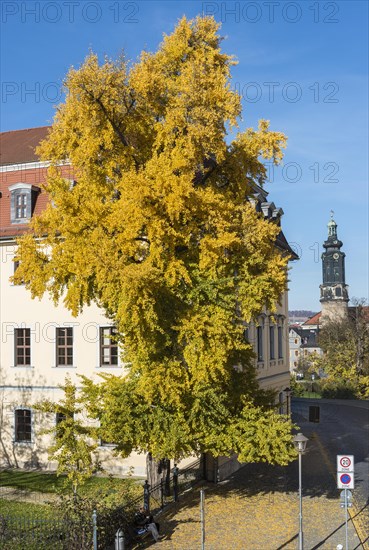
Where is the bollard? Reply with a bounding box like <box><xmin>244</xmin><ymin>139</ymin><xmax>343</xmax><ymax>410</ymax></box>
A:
<box><xmin>92</xmin><ymin>510</ymin><xmax>97</xmax><ymax>550</ymax></box>
<box><xmin>200</xmin><ymin>489</ymin><xmax>205</xmax><ymax>550</ymax></box>
<box><xmin>115</xmin><ymin>528</ymin><xmax>125</xmax><ymax>550</ymax></box>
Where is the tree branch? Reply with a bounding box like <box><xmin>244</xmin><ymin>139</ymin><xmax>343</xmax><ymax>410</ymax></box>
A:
<box><xmin>80</xmin><ymin>84</ymin><xmax>140</xmax><ymax>171</ymax></box>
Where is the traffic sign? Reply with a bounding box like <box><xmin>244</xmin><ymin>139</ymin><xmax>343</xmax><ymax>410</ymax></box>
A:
<box><xmin>337</xmin><ymin>455</ymin><xmax>354</xmax><ymax>472</ymax></box>
<box><xmin>337</xmin><ymin>472</ymin><xmax>354</xmax><ymax>489</ymax></box>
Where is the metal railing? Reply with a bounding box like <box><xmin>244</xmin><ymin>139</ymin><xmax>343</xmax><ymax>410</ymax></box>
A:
<box><xmin>142</xmin><ymin>457</ymin><xmax>203</xmax><ymax>515</ymax></box>
<box><xmin>0</xmin><ymin>457</ymin><xmax>205</xmax><ymax>550</ymax></box>
<box><xmin>0</xmin><ymin>513</ymin><xmax>91</xmax><ymax>550</ymax></box>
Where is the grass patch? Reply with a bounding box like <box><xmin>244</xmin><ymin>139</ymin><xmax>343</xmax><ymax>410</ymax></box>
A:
<box><xmin>0</xmin><ymin>499</ymin><xmax>53</xmax><ymax>517</ymax></box>
<box><xmin>0</xmin><ymin>469</ymin><xmax>143</xmax><ymax>496</ymax></box>
<box><xmin>300</xmin><ymin>391</ymin><xmax>322</xmax><ymax>399</ymax></box>
<box><xmin>0</xmin><ymin>470</ymin><xmax>64</xmax><ymax>493</ymax></box>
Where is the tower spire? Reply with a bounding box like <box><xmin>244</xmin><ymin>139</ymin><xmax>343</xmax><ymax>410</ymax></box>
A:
<box><xmin>320</xmin><ymin>213</ymin><xmax>349</xmax><ymax>323</ymax></box>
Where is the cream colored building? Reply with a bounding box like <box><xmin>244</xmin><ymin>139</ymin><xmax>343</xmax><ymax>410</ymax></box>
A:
<box><xmin>0</xmin><ymin>128</ymin><xmax>295</xmax><ymax>476</ymax></box>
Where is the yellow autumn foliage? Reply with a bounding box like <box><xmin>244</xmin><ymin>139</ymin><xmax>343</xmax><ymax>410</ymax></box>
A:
<box><xmin>14</xmin><ymin>16</ymin><xmax>296</xmax><ymax>464</ymax></box>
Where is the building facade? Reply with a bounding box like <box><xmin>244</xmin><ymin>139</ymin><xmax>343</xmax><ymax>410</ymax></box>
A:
<box><xmin>0</xmin><ymin>127</ymin><xmax>296</xmax><ymax>474</ymax></box>
<box><xmin>289</xmin><ymin>313</ymin><xmax>323</xmax><ymax>374</ymax></box>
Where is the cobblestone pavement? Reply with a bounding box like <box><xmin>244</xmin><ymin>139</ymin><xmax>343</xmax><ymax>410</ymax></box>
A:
<box><xmin>149</xmin><ymin>470</ymin><xmax>363</xmax><ymax>550</ymax></box>
<box><xmin>136</xmin><ymin>401</ymin><xmax>368</xmax><ymax>550</ymax></box>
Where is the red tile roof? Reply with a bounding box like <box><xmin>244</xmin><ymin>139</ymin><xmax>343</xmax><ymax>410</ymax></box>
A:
<box><xmin>0</xmin><ymin>126</ymin><xmax>72</xmax><ymax>240</ymax></box>
<box><xmin>0</xmin><ymin>126</ymin><xmax>50</xmax><ymax>166</ymax></box>
<box><xmin>303</xmin><ymin>312</ymin><xmax>322</xmax><ymax>325</ymax></box>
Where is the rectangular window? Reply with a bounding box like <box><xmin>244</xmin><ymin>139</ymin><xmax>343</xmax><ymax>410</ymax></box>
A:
<box><xmin>100</xmin><ymin>327</ymin><xmax>118</xmax><ymax>366</ymax></box>
<box><xmin>16</xmin><ymin>193</ymin><xmax>27</xmax><ymax>218</ymax></box>
<box><xmin>56</xmin><ymin>327</ymin><xmax>73</xmax><ymax>366</ymax></box>
<box><xmin>56</xmin><ymin>412</ymin><xmax>72</xmax><ymax>438</ymax></box>
<box><xmin>278</xmin><ymin>326</ymin><xmax>283</xmax><ymax>359</ymax></box>
<box><xmin>15</xmin><ymin>328</ymin><xmax>31</xmax><ymax>366</ymax></box>
<box><xmin>15</xmin><ymin>409</ymin><xmax>32</xmax><ymax>442</ymax></box>
<box><xmin>257</xmin><ymin>326</ymin><xmax>263</xmax><ymax>362</ymax></box>
<box><xmin>269</xmin><ymin>326</ymin><xmax>275</xmax><ymax>360</ymax></box>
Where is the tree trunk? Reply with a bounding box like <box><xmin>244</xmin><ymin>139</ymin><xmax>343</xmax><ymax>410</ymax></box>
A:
<box><xmin>146</xmin><ymin>453</ymin><xmax>171</xmax><ymax>499</ymax></box>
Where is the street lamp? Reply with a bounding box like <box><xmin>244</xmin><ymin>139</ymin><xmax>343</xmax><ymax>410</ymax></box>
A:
<box><xmin>284</xmin><ymin>387</ymin><xmax>291</xmax><ymax>416</ymax></box>
<box><xmin>293</xmin><ymin>432</ymin><xmax>308</xmax><ymax>550</ymax></box>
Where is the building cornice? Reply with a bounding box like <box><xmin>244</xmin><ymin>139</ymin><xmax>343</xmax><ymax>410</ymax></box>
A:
<box><xmin>0</xmin><ymin>160</ymin><xmax>67</xmax><ymax>173</ymax></box>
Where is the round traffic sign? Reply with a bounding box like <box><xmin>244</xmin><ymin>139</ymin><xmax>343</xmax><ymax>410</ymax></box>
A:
<box><xmin>340</xmin><ymin>457</ymin><xmax>352</xmax><ymax>468</ymax></box>
<box><xmin>340</xmin><ymin>473</ymin><xmax>352</xmax><ymax>485</ymax></box>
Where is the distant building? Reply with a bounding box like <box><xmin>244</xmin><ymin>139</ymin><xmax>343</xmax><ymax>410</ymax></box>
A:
<box><xmin>289</xmin><ymin>214</ymin><xmax>349</xmax><ymax>374</ymax></box>
<box><xmin>289</xmin><ymin>313</ymin><xmax>323</xmax><ymax>373</ymax></box>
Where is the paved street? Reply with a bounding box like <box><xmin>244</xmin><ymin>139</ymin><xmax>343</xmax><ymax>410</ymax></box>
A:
<box><xmin>137</xmin><ymin>399</ymin><xmax>368</xmax><ymax>550</ymax></box>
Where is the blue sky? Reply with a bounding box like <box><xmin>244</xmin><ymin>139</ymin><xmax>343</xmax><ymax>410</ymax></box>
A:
<box><xmin>1</xmin><ymin>0</ymin><xmax>368</xmax><ymax>311</ymax></box>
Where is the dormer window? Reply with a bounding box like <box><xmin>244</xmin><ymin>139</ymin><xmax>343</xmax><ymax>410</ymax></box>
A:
<box><xmin>9</xmin><ymin>183</ymin><xmax>40</xmax><ymax>224</ymax></box>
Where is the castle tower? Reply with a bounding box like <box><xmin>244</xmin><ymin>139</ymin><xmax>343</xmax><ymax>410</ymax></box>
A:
<box><xmin>320</xmin><ymin>212</ymin><xmax>349</xmax><ymax>323</ymax></box>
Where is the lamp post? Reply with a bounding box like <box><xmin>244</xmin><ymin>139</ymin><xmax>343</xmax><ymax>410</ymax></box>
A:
<box><xmin>293</xmin><ymin>433</ymin><xmax>308</xmax><ymax>550</ymax></box>
<box><xmin>284</xmin><ymin>387</ymin><xmax>291</xmax><ymax>416</ymax></box>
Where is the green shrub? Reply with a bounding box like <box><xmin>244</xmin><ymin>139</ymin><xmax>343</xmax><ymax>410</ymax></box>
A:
<box><xmin>320</xmin><ymin>379</ymin><xmax>357</xmax><ymax>399</ymax></box>
<box><xmin>290</xmin><ymin>379</ymin><xmax>304</xmax><ymax>397</ymax></box>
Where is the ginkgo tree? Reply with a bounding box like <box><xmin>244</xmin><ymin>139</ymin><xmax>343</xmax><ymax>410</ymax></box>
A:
<box><xmin>15</xmin><ymin>16</ymin><xmax>297</xmax><ymax>472</ymax></box>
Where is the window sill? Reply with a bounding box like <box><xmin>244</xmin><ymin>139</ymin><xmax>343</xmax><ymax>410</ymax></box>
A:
<box><xmin>13</xmin><ymin>440</ymin><xmax>34</xmax><ymax>446</ymax></box>
<box><xmin>11</xmin><ymin>219</ymin><xmax>30</xmax><ymax>225</ymax></box>
<box><xmin>269</xmin><ymin>360</ymin><xmax>276</xmax><ymax>367</ymax></box>
<box><xmin>52</xmin><ymin>365</ymin><xmax>77</xmax><ymax>369</ymax></box>
<box><xmin>96</xmin><ymin>365</ymin><xmax>122</xmax><ymax>369</ymax></box>
<box><xmin>257</xmin><ymin>361</ymin><xmax>264</xmax><ymax>368</ymax></box>
<box><xmin>11</xmin><ymin>365</ymin><xmax>34</xmax><ymax>369</ymax></box>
